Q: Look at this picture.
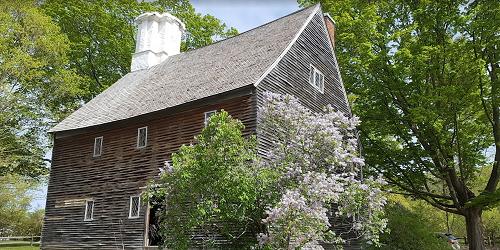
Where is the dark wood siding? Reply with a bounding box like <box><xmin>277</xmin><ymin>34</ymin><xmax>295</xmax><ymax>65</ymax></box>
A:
<box><xmin>42</xmin><ymin>94</ymin><xmax>256</xmax><ymax>249</ymax></box>
<box><xmin>256</xmin><ymin>10</ymin><xmax>351</xmax><ymax>157</ymax></box>
<box><xmin>256</xmin><ymin>11</ymin><xmax>360</xmax><ymax>250</ymax></box>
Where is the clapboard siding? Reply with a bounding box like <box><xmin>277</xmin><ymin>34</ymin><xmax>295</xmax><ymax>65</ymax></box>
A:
<box><xmin>42</xmin><ymin>94</ymin><xmax>256</xmax><ymax>249</ymax></box>
<box><xmin>256</xmin><ymin>11</ymin><xmax>351</xmax><ymax>159</ymax></box>
<box><xmin>256</xmin><ymin>11</ymin><xmax>361</xmax><ymax>249</ymax></box>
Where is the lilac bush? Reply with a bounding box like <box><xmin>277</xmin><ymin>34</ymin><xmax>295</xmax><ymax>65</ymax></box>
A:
<box><xmin>258</xmin><ymin>92</ymin><xmax>387</xmax><ymax>249</ymax></box>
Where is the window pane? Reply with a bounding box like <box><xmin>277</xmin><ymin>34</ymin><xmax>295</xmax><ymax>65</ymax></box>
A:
<box><xmin>308</xmin><ymin>66</ymin><xmax>324</xmax><ymax>93</ymax></box>
<box><xmin>94</xmin><ymin>137</ymin><xmax>102</xmax><ymax>156</ymax></box>
<box><xmin>130</xmin><ymin>196</ymin><xmax>140</xmax><ymax>218</ymax></box>
<box><xmin>137</xmin><ymin>127</ymin><xmax>147</xmax><ymax>148</ymax></box>
<box><xmin>85</xmin><ymin>200</ymin><xmax>94</xmax><ymax>220</ymax></box>
<box><xmin>319</xmin><ymin>74</ymin><xmax>324</xmax><ymax>91</ymax></box>
<box><xmin>204</xmin><ymin>111</ymin><xmax>216</xmax><ymax>127</ymax></box>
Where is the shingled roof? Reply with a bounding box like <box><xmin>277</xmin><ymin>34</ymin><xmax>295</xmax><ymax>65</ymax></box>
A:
<box><xmin>50</xmin><ymin>4</ymin><xmax>320</xmax><ymax>132</ymax></box>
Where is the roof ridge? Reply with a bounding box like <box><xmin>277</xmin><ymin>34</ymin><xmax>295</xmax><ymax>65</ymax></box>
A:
<box><xmin>50</xmin><ymin>4</ymin><xmax>321</xmax><ymax>133</ymax></box>
<box><xmin>168</xmin><ymin>4</ymin><xmax>319</xmax><ymax>59</ymax></box>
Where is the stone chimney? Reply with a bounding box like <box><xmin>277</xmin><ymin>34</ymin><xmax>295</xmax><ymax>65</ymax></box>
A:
<box><xmin>131</xmin><ymin>12</ymin><xmax>185</xmax><ymax>72</ymax></box>
<box><xmin>323</xmin><ymin>13</ymin><xmax>335</xmax><ymax>49</ymax></box>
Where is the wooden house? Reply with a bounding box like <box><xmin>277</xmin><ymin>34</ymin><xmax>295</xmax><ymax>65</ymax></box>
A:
<box><xmin>41</xmin><ymin>4</ymin><xmax>354</xmax><ymax>249</ymax></box>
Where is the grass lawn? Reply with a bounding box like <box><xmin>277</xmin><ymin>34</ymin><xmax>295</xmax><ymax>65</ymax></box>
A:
<box><xmin>0</xmin><ymin>246</ymin><xmax>38</xmax><ymax>250</ymax></box>
<box><xmin>0</xmin><ymin>241</ymin><xmax>39</xmax><ymax>250</ymax></box>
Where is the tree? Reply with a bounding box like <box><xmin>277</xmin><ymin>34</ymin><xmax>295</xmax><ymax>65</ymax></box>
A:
<box><xmin>41</xmin><ymin>0</ymin><xmax>237</xmax><ymax>102</ymax></box>
<box><xmin>1</xmin><ymin>0</ymin><xmax>236</xmax><ymax>177</ymax></box>
<box><xmin>372</xmin><ymin>195</ymin><xmax>450</xmax><ymax>250</ymax></box>
<box><xmin>149</xmin><ymin>94</ymin><xmax>387</xmax><ymax>249</ymax></box>
<box><xmin>0</xmin><ymin>174</ymin><xmax>44</xmax><ymax>236</ymax></box>
<box><xmin>297</xmin><ymin>0</ymin><xmax>499</xmax><ymax>249</ymax></box>
<box><xmin>0</xmin><ymin>0</ymin><xmax>82</xmax><ymax>177</ymax></box>
<box><xmin>148</xmin><ymin>111</ymin><xmax>261</xmax><ymax>248</ymax></box>
<box><xmin>257</xmin><ymin>93</ymin><xmax>387</xmax><ymax>249</ymax></box>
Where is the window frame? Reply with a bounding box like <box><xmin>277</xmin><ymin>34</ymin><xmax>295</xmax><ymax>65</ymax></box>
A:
<box><xmin>308</xmin><ymin>64</ymin><xmax>325</xmax><ymax>94</ymax></box>
<box><xmin>84</xmin><ymin>199</ymin><xmax>94</xmax><ymax>221</ymax></box>
<box><xmin>93</xmin><ymin>136</ymin><xmax>103</xmax><ymax>157</ymax></box>
<box><xmin>204</xmin><ymin>110</ymin><xmax>217</xmax><ymax>127</ymax></box>
<box><xmin>136</xmin><ymin>126</ymin><xmax>148</xmax><ymax>149</ymax></box>
<box><xmin>129</xmin><ymin>195</ymin><xmax>141</xmax><ymax>219</ymax></box>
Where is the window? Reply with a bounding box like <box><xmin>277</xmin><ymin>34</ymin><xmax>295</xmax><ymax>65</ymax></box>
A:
<box><xmin>309</xmin><ymin>65</ymin><xmax>325</xmax><ymax>93</ymax></box>
<box><xmin>93</xmin><ymin>136</ymin><xmax>103</xmax><ymax>157</ymax></box>
<box><xmin>204</xmin><ymin>110</ymin><xmax>217</xmax><ymax>127</ymax></box>
<box><xmin>137</xmin><ymin>127</ymin><xmax>148</xmax><ymax>148</ymax></box>
<box><xmin>129</xmin><ymin>196</ymin><xmax>140</xmax><ymax>218</ymax></box>
<box><xmin>84</xmin><ymin>200</ymin><xmax>94</xmax><ymax>221</ymax></box>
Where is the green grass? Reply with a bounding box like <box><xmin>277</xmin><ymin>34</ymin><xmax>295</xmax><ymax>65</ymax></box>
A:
<box><xmin>0</xmin><ymin>246</ymin><xmax>39</xmax><ymax>250</ymax></box>
<box><xmin>0</xmin><ymin>241</ymin><xmax>39</xmax><ymax>250</ymax></box>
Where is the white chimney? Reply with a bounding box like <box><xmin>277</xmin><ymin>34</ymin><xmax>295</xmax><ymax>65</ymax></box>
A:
<box><xmin>131</xmin><ymin>12</ymin><xmax>185</xmax><ymax>72</ymax></box>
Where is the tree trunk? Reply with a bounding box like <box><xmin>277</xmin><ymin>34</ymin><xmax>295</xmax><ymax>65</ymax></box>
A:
<box><xmin>465</xmin><ymin>207</ymin><xmax>485</xmax><ymax>250</ymax></box>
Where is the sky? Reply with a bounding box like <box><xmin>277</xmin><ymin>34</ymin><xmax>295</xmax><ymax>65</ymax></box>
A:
<box><xmin>31</xmin><ymin>1</ymin><xmax>301</xmax><ymax>211</ymax></box>
<box><xmin>191</xmin><ymin>0</ymin><xmax>300</xmax><ymax>32</ymax></box>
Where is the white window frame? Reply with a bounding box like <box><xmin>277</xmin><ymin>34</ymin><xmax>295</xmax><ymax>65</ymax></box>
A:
<box><xmin>84</xmin><ymin>199</ymin><xmax>94</xmax><ymax>221</ymax></box>
<box><xmin>129</xmin><ymin>195</ymin><xmax>141</xmax><ymax>219</ymax></box>
<box><xmin>93</xmin><ymin>136</ymin><xmax>103</xmax><ymax>157</ymax></box>
<box><xmin>309</xmin><ymin>64</ymin><xmax>325</xmax><ymax>93</ymax></box>
<box><xmin>204</xmin><ymin>110</ymin><xmax>217</xmax><ymax>127</ymax></box>
<box><xmin>137</xmin><ymin>126</ymin><xmax>148</xmax><ymax>149</ymax></box>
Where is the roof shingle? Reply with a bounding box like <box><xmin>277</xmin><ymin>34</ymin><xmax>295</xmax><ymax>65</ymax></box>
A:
<box><xmin>50</xmin><ymin>5</ymin><xmax>318</xmax><ymax>132</ymax></box>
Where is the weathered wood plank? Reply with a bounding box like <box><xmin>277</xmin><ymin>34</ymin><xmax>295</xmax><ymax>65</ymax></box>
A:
<box><xmin>42</xmin><ymin>94</ymin><xmax>256</xmax><ymax>249</ymax></box>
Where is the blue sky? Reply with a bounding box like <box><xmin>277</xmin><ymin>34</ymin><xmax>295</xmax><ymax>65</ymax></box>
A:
<box><xmin>31</xmin><ymin>1</ymin><xmax>301</xmax><ymax>211</ymax></box>
<box><xmin>192</xmin><ymin>0</ymin><xmax>300</xmax><ymax>32</ymax></box>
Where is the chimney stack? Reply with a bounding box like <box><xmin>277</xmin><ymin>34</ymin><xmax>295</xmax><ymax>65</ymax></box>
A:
<box><xmin>323</xmin><ymin>13</ymin><xmax>336</xmax><ymax>49</ymax></box>
<box><xmin>131</xmin><ymin>12</ymin><xmax>185</xmax><ymax>72</ymax></box>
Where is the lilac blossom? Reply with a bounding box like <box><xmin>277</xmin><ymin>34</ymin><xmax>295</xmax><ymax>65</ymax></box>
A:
<box><xmin>258</xmin><ymin>92</ymin><xmax>387</xmax><ymax>249</ymax></box>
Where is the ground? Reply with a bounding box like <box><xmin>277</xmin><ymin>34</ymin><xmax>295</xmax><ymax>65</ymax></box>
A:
<box><xmin>0</xmin><ymin>241</ymin><xmax>39</xmax><ymax>250</ymax></box>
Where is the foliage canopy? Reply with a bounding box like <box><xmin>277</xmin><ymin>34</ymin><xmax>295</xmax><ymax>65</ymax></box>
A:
<box><xmin>149</xmin><ymin>93</ymin><xmax>388</xmax><ymax>249</ymax></box>
<box><xmin>298</xmin><ymin>0</ymin><xmax>499</xmax><ymax>248</ymax></box>
<box><xmin>148</xmin><ymin>111</ymin><xmax>261</xmax><ymax>249</ymax></box>
<box><xmin>0</xmin><ymin>0</ymin><xmax>237</xmax><ymax>177</ymax></box>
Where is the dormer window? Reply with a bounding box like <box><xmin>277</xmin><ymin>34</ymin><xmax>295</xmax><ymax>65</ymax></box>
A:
<box><xmin>137</xmin><ymin>127</ymin><xmax>148</xmax><ymax>148</ymax></box>
<box><xmin>204</xmin><ymin>110</ymin><xmax>217</xmax><ymax>127</ymax></box>
<box><xmin>309</xmin><ymin>65</ymin><xmax>325</xmax><ymax>93</ymax></box>
<box><xmin>93</xmin><ymin>137</ymin><xmax>103</xmax><ymax>157</ymax></box>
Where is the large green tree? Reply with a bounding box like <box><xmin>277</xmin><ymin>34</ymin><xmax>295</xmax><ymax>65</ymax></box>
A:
<box><xmin>0</xmin><ymin>0</ymin><xmax>82</xmax><ymax>177</ymax></box>
<box><xmin>1</xmin><ymin>0</ymin><xmax>236</xmax><ymax>177</ymax></box>
<box><xmin>41</xmin><ymin>0</ymin><xmax>237</xmax><ymax>101</ymax></box>
<box><xmin>0</xmin><ymin>174</ymin><xmax>45</xmax><ymax>236</ymax></box>
<box><xmin>298</xmin><ymin>0</ymin><xmax>499</xmax><ymax>249</ymax></box>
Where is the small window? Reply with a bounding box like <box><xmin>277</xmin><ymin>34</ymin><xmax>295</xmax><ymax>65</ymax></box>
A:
<box><xmin>204</xmin><ymin>110</ymin><xmax>217</xmax><ymax>127</ymax></box>
<box><xmin>129</xmin><ymin>196</ymin><xmax>140</xmax><ymax>218</ymax></box>
<box><xmin>309</xmin><ymin>65</ymin><xmax>325</xmax><ymax>93</ymax></box>
<box><xmin>93</xmin><ymin>136</ymin><xmax>103</xmax><ymax>157</ymax></box>
<box><xmin>84</xmin><ymin>200</ymin><xmax>94</xmax><ymax>221</ymax></box>
<box><xmin>137</xmin><ymin>127</ymin><xmax>148</xmax><ymax>148</ymax></box>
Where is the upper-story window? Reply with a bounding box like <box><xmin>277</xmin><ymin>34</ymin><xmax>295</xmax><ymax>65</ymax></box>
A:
<box><xmin>129</xmin><ymin>195</ymin><xmax>141</xmax><ymax>219</ymax></box>
<box><xmin>137</xmin><ymin>127</ymin><xmax>148</xmax><ymax>148</ymax></box>
<box><xmin>309</xmin><ymin>65</ymin><xmax>325</xmax><ymax>93</ymax></box>
<box><xmin>204</xmin><ymin>110</ymin><xmax>217</xmax><ymax>127</ymax></box>
<box><xmin>93</xmin><ymin>136</ymin><xmax>103</xmax><ymax>157</ymax></box>
<box><xmin>84</xmin><ymin>199</ymin><xmax>94</xmax><ymax>221</ymax></box>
